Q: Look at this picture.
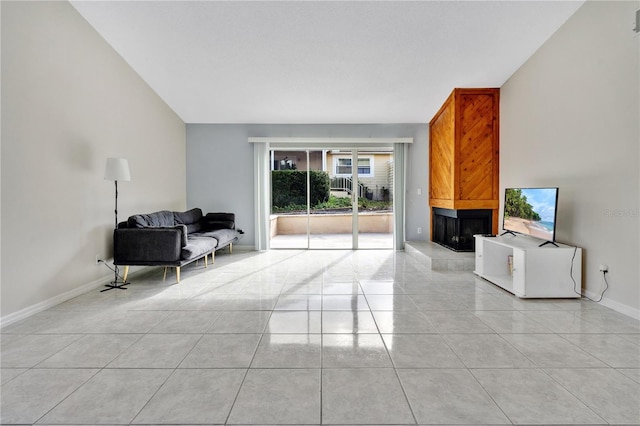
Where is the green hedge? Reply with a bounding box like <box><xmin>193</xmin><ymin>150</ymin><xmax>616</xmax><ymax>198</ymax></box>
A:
<box><xmin>272</xmin><ymin>170</ymin><xmax>330</xmax><ymax>209</ymax></box>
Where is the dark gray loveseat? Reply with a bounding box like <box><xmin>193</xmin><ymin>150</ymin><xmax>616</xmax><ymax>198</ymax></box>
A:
<box><xmin>114</xmin><ymin>208</ymin><xmax>242</xmax><ymax>282</ymax></box>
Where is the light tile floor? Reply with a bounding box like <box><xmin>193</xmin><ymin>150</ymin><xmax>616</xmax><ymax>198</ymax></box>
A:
<box><xmin>1</xmin><ymin>249</ymin><xmax>639</xmax><ymax>425</ymax></box>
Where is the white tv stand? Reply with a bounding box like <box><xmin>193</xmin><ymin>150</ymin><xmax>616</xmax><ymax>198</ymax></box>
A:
<box><xmin>474</xmin><ymin>234</ymin><xmax>582</xmax><ymax>298</ymax></box>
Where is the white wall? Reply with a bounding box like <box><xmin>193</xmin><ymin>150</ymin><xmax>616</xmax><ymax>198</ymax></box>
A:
<box><xmin>1</xmin><ymin>1</ymin><xmax>186</xmax><ymax>320</ymax></box>
<box><xmin>186</xmin><ymin>124</ymin><xmax>429</xmax><ymax>247</ymax></box>
<box><xmin>500</xmin><ymin>1</ymin><xmax>639</xmax><ymax>317</ymax></box>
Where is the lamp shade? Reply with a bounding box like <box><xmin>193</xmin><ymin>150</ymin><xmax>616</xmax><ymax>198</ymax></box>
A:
<box><xmin>104</xmin><ymin>158</ymin><xmax>131</xmax><ymax>181</ymax></box>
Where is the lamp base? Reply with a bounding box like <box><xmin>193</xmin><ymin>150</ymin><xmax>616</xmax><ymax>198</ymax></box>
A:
<box><xmin>101</xmin><ymin>279</ymin><xmax>130</xmax><ymax>292</ymax></box>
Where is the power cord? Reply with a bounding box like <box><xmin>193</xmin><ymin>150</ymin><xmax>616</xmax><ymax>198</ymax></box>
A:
<box><xmin>591</xmin><ymin>270</ymin><xmax>610</xmax><ymax>303</ymax></box>
<box><xmin>97</xmin><ymin>259</ymin><xmax>127</xmax><ymax>281</ymax></box>
<box><xmin>571</xmin><ymin>246</ymin><xmax>580</xmax><ymax>296</ymax></box>
<box><xmin>571</xmin><ymin>246</ymin><xmax>609</xmax><ymax>302</ymax></box>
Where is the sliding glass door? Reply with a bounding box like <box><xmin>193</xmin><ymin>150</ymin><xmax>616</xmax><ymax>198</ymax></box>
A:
<box><xmin>354</xmin><ymin>148</ymin><xmax>394</xmax><ymax>249</ymax></box>
<box><xmin>269</xmin><ymin>148</ymin><xmax>393</xmax><ymax>249</ymax></box>
<box><xmin>309</xmin><ymin>150</ymin><xmax>353</xmax><ymax>249</ymax></box>
<box><xmin>270</xmin><ymin>150</ymin><xmax>314</xmax><ymax>249</ymax></box>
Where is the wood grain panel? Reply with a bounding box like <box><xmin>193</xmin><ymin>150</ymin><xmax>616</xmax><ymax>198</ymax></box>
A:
<box><xmin>429</xmin><ymin>97</ymin><xmax>455</xmax><ymax>201</ymax></box>
<box><xmin>458</xmin><ymin>93</ymin><xmax>495</xmax><ymax>200</ymax></box>
<box><xmin>429</xmin><ymin>199</ymin><xmax>455</xmax><ymax>209</ymax></box>
<box><xmin>460</xmin><ymin>94</ymin><xmax>494</xmax><ymax>134</ymax></box>
<box><xmin>453</xmin><ymin>199</ymin><xmax>499</xmax><ymax>210</ymax></box>
<box><xmin>429</xmin><ymin>88</ymin><xmax>500</xmax><ymax>234</ymax></box>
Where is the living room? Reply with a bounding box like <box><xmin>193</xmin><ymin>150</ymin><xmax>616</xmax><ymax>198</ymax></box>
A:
<box><xmin>1</xmin><ymin>1</ymin><xmax>639</xmax><ymax>424</ymax></box>
<box><xmin>3</xmin><ymin>0</ymin><xmax>637</xmax><ymax>324</ymax></box>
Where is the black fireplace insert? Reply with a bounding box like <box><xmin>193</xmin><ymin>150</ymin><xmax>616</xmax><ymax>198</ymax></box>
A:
<box><xmin>432</xmin><ymin>208</ymin><xmax>492</xmax><ymax>252</ymax></box>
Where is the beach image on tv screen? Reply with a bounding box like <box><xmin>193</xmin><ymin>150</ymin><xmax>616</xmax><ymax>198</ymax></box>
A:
<box><xmin>504</xmin><ymin>188</ymin><xmax>557</xmax><ymax>241</ymax></box>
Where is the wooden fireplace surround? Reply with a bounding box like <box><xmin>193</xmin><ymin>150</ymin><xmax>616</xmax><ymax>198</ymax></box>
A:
<box><xmin>429</xmin><ymin>88</ymin><xmax>500</xmax><ymax>238</ymax></box>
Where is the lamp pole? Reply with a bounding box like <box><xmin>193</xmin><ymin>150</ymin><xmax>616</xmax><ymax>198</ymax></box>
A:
<box><xmin>102</xmin><ymin>158</ymin><xmax>130</xmax><ymax>291</ymax></box>
<box><xmin>114</xmin><ymin>179</ymin><xmax>119</xmax><ymax>229</ymax></box>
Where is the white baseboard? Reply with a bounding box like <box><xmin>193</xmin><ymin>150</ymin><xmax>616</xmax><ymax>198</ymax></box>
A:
<box><xmin>0</xmin><ymin>266</ymin><xmax>152</xmax><ymax>329</ymax></box>
<box><xmin>0</xmin><ymin>276</ymin><xmax>109</xmax><ymax>329</ymax></box>
<box><xmin>0</xmin><ymin>253</ymin><xmax>255</xmax><ymax>328</ymax></box>
<box><xmin>583</xmin><ymin>289</ymin><xmax>640</xmax><ymax>320</ymax></box>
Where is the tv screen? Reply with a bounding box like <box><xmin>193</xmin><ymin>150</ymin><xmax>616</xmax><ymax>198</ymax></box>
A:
<box><xmin>503</xmin><ymin>187</ymin><xmax>559</xmax><ymax>242</ymax></box>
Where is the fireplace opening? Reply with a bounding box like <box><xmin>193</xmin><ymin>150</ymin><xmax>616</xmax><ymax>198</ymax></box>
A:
<box><xmin>432</xmin><ymin>208</ymin><xmax>492</xmax><ymax>252</ymax></box>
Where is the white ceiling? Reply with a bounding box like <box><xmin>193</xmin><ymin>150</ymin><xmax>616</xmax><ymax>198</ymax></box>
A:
<box><xmin>70</xmin><ymin>1</ymin><xmax>584</xmax><ymax>124</ymax></box>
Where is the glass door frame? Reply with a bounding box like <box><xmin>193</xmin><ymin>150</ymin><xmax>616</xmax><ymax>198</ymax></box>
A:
<box><xmin>270</xmin><ymin>148</ymin><xmax>357</xmax><ymax>250</ymax></box>
<box><xmin>250</xmin><ymin>138</ymin><xmax>411</xmax><ymax>251</ymax></box>
<box><xmin>350</xmin><ymin>149</ymin><xmax>359</xmax><ymax>250</ymax></box>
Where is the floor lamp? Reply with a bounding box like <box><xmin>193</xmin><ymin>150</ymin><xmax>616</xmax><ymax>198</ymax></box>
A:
<box><xmin>103</xmin><ymin>157</ymin><xmax>131</xmax><ymax>291</ymax></box>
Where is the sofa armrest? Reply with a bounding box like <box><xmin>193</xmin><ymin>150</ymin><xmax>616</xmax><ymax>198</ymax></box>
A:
<box><xmin>114</xmin><ymin>228</ymin><xmax>183</xmax><ymax>265</ymax></box>
<box><xmin>173</xmin><ymin>224</ymin><xmax>188</xmax><ymax>246</ymax></box>
<box><xmin>203</xmin><ymin>212</ymin><xmax>236</xmax><ymax>230</ymax></box>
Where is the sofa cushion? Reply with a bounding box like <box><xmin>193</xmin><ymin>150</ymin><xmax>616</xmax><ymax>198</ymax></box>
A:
<box><xmin>181</xmin><ymin>236</ymin><xmax>217</xmax><ymax>260</ymax></box>
<box><xmin>128</xmin><ymin>210</ymin><xmax>174</xmax><ymax>228</ymax></box>
<box><xmin>203</xmin><ymin>213</ymin><xmax>235</xmax><ymax>231</ymax></box>
<box><xmin>174</xmin><ymin>208</ymin><xmax>203</xmax><ymax>225</ymax></box>
<box><xmin>204</xmin><ymin>220</ymin><xmax>234</xmax><ymax>231</ymax></box>
<box><xmin>186</xmin><ymin>223</ymin><xmax>203</xmax><ymax>234</ymax></box>
<box><xmin>174</xmin><ymin>208</ymin><xmax>204</xmax><ymax>233</ymax></box>
<box><xmin>195</xmin><ymin>229</ymin><xmax>238</xmax><ymax>248</ymax></box>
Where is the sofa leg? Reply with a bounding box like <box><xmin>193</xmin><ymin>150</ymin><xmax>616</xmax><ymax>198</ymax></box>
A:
<box><xmin>163</xmin><ymin>267</ymin><xmax>168</xmax><ymax>281</ymax></box>
<box><xmin>123</xmin><ymin>266</ymin><xmax>130</xmax><ymax>282</ymax></box>
<box><xmin>229</xmin><ymin>243</ymin><xmax>233</xmax><ymax>254</ymax></box>
<box><xmin>204</xmin><ymin>253</ymin><xmax>208</xmax><ymax>268</ymax></box>
<box><xmin>176</xmin><ymin>267</ymin><xmax>181</xmax><ymax>283</ymax></box>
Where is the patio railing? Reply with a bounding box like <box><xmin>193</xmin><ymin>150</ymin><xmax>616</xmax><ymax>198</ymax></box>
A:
<box><xmin>330</xmin><ymin>176</ymin><xmax>368</xmax><ymax>198</ymax></box>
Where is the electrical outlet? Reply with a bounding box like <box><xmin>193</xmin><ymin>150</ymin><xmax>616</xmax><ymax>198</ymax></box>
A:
<box><xmin>599</xmin><ymin>264</ymin><xmax>609</xmax><ymax>272</ymax></box>
<box><xmin>417</xmin><ymin>227</ymin><xmax>423</xmax><ymax>234</ymax></box>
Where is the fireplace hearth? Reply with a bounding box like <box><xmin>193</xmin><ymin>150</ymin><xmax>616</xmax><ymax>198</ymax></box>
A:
<box><xmin>432</xmin><ymin>208</ymin><xmax>492</xmax><ymax>252</ymax></box>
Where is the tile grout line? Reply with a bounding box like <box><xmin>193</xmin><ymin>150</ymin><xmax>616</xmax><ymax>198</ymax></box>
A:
<box><xmin>363</xmin><ymin>279</ymin><xmax>419</xmax><ymax>425</ymax></box>
<box><xmin>222</xmin><ymin>303</ymin><xmax>274</xmax><ymax>424</ymax></box>
<box><xmin>28</xmin><ymin>361</ymin><xmax>104</xmax><ymax>425</ymax></box>
<box><xmin>536</xmin><ymin>366</ymin><xmax>609</xmax><ymax>424</ymax></box>
<box><xmin>465</xmin><ymin>367</ymin><xmax>516</xmax><ymax>425</ymax></box>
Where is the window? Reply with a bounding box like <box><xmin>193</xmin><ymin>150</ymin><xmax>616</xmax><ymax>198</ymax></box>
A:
<box><xmin>334</xmin><ymin>156</ymin><xmax>373</xmax><ymax>177</ymax></box>
<box><xmin>336</xmin><ymin>158</ymin><xmax>352</xmax><ymax>175</ymax></box>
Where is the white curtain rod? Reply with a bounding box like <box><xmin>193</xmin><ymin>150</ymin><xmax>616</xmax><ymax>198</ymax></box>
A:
<box><xmin>248</xmin><ymin>137</ymin><xmax>413</xmax><ymax>144</ymax></box>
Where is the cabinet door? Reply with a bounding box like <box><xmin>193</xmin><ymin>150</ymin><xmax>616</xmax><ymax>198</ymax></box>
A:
<box><xmin>512</xmin><ymin>249</ymin><xmax>526</xmax><ymax>296</ymax></box>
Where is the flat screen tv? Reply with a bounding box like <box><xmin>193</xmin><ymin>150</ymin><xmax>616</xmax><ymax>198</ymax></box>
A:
<box><xmin>502</xmin><ymin>187</ymin><xmax>559</xmax><ymax>245</ymax></box>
